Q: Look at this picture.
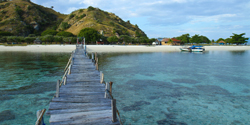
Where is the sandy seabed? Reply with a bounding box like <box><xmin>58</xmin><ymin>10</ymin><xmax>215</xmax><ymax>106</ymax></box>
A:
<box><xmin>0</xmin><ymin>45</ymin><xmax>250</xmax><ymax>53</ymax></box>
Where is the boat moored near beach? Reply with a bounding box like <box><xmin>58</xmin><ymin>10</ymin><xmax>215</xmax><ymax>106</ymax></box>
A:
<box><xmin>180</xmin><ymin>45</ymin><xmax>205</xmax><ymax>52</ymax></box>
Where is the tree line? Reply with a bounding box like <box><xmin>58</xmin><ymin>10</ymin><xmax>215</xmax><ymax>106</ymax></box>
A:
<box><xmin>175</xmin><ymin>33</ymin><xmax>249</xmax><ymax>45</ymax></box>
<box><xmin>0</xmin><ymin>30</ymin><xmax>77</xmax><ymax>44</ymax></box>
<box><xmin>0</xmin><ymin>28</ymin><xmax>248</xmax><ymax>45</ymax></box>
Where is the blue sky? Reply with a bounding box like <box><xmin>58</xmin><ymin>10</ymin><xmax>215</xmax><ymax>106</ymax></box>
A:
<box><xmin>31</xmin><ymin>0</ymin><xmax>250</xmax><ymax>40</ymax></box>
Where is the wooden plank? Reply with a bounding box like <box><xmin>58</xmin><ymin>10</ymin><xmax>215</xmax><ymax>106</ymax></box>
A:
<box><xmin>58</xmin><ymin>92</ymin><xmax>105</xmax><ymax>97</ymax></box>
<box><xmin>47</xmin><ymin>106</ymin><xmax>111</xmax><ymax>115</ymax></box>
<box><xmin>58</xmin><ymin>94</ymin><xmax>105</xmax><ymax>98</ymax></box>
<box><xmin>50</xmin><ymin>110</ymin><xmax>112</xmax><ymax>123</ymax></box>
<box><xmin>52</xmin><ymin>97</ymin><xmax>110</xmax><ymax>103</ymax></box>
<box><xmin>49</xmin><ymin>102</ymin><xmax>111</xmax><ymax>110</ymax></box>
<box><xmin>66</xmin><ymin>75</ymin><xmax>100</xmax><ymax>80</ymax></box>
<box><xmin>59</xmin><ymin>88</ymin><xmax>104</xmax><ymax>92</ymax></box>
<box><xmin>61</xmin><ymin>84</ymin><xmax>104</xmax><ymax>88</ymax></box>
<box><xmin>60</xmin><ymin>85</ymin><xmax>104</xmax><ymax>89</ymax></box>
<box><xmin>66</xmin><ymin>79</ymin><xmax>100</xmax><ymax>82</ymax></box>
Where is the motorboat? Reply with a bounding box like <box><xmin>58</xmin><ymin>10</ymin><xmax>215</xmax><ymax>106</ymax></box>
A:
<box><xmin>180</xmin><ymin>45</ymin><xmax>205</xmax><ymax>52</ymax></box>
<box><xmin>180</xmin><ymin>46</ymin><xmax>191</xmax><ymax>52</ymax></box>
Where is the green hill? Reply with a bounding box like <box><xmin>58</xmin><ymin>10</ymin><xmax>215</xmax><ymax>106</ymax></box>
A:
<box><xmin>0</xmin><ymin>0</ymin><xmax>66</xmax><ymax>36</ymax></box>
<box><xmin>0</xmin><ymin>1</ymin><xmax>147</xmax><ymax>38</ymax></box>
<box><xmin>61</xmin><ymin>6</ymin><xmax>147</xmax><ymax>38</ymax></box>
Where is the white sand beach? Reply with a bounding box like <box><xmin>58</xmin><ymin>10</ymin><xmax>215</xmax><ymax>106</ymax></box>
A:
<box><xmin>0</xmin><ymin>45</ymin><xmax>250</xmax><ymax>53</ymax></box>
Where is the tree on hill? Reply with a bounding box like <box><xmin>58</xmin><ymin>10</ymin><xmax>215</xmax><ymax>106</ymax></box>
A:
<box><xmin>60</xmin><ymin>22</ymin><xmax>70</xmax><ymax>30</ymax></box>
<box><xmin>119</xmin><ymin>35</ymin><xmax>131</xmax><ymax>44</ymax></box>
<box><xmin>56</xmin><ymin>31</ymin><xmax>75</xmax><ymax>37</ymax></box>
<box><xmin>107</xmin><ymin>36</ymin><xmax>118</xmax><ymax>44</ymax></box>
<box><xmin>87</xmin><ymin>6</ymin><xmax>95</xmax><ymax>11</ymax></box>
<box><xmin>41</xmin><ymin>29</ymin><xmax>58</xmax><ymax>36</ymax></box>
<box><xmin>230</xmin><ymin>33</ymin><xmax>249</xmax><ymax>45</ymax></box>
<box><xmin>135</xmin><ymin>30</ymin><xmax>141</xmax><ymax>37</ymax></box>
<box><xmin>0</xmin><ymin>31</ymin><xmax>13</xmax><ymax>36</ymax></box>
<box><xmin>78</xmin><ymin>28</ymin><xmax>101</xmax><ymax>44</ymax></box>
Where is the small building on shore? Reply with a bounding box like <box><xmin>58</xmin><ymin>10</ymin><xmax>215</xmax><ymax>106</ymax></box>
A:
<box><xmin>154</xmin><ymin>38</ymin><xmax>163</xmax><ymax>45</ymax></box>
<box><xmin>218</xmin><ymin>41</ymin><xmax>226</xmax><ymax>45</ymax></box>
<box><xmin>161</xmin><ymin>38</ymin><xmax>181</xmax><ymax>45</ymax></box>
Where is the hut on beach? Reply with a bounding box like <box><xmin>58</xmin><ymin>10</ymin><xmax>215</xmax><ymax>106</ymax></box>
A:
<box><xmin>218</xmin><ymin>41</ymin><xmax>226</xmax><ymax>45</ymax></box>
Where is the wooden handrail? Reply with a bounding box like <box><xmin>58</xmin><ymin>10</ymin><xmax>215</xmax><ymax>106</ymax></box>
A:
<box><xmin>64</xmin><ymin>53</ymin><xmax>73</xmax><ymax>72</ymax></box>
<box><xmin>35</xmin><ymin>109</ymin><xmax>46</xmax><ymax>125</ymax></box>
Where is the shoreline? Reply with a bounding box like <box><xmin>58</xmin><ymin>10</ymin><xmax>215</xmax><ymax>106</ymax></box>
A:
<box><xmin>0</xmin><ymin>45</ymin><xmax>76</xmax><ymax>52</ymax></box>
<box><xmin>0</xmin><ymin>45</ymin><xmax>250</xmax><ymax>53</ymax></box>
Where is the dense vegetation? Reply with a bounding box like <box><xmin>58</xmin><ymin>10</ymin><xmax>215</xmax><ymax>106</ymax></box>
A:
<box><xmin>78</xmin><ymin>28</ymin><xmax>101</xmax><ymax>44</ymax></box>
<box><xmin>175</xmin><ymin>33</ymin><xmax>248</xmax><ymax>45</ymax></box>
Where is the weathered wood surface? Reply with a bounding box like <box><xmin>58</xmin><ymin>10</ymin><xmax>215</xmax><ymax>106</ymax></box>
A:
<box><xmin>47</xmin><ymin>47</ymin><xmax>119</xmax><ymax>125</ymax></box>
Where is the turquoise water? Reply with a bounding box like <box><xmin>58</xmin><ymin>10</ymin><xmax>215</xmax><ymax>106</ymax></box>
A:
<box><xmin>0</xmin><ymin>52</ymin><xmax>70</xmax><ymax>125</ymax></box>
<box><xmin>98</xmin><ymin>51</ymin><xmax>250</xmax><ymax>125</ymax></box>
<box><xmin>0</xmin><ymin>51</ymin><xmax>250</xmax><ymax>125</ymax></box>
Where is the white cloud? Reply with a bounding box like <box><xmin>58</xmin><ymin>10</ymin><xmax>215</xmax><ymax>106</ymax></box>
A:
<box><xmin>190</xmin><ymin>14</ymin><xmax>237</xmax><ymax>23</ymax></box>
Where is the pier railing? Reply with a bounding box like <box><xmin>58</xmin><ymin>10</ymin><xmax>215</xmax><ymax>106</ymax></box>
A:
<box><xmin>96</xmin><ymin>53</ymin><xmax>123</xmax><ymax>124</ymax></box>
<box><xmin>85</xmin><ymin>48</ymin><xmax>122</xmax><ymax>124</ymax></box>
<box><xmin>35</xmin><ymin>109</ymin><xmax>46</xmax><ymax>125</ymax></box>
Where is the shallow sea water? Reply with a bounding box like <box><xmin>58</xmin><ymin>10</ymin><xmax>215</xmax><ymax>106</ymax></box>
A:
<box><xmin>0</xmin><ymin>52</ymin><xmax>70</xmax><ymax>125</ymax></box>
<box><xmin>0</xmin><ymin>50</ymin><xmax>250</xmax><ymax>125</ymax></box>
<box><xmin>98</xmin><ymin>51</ymin><xmax>250</xmax><ymax>125</ymax></box>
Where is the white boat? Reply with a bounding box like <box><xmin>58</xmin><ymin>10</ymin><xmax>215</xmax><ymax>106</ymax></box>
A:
<box><xmin>180</xmin><ymin>45</ymin><xmax>205</xmax><ymax>52</ymax></box>
<box><xmin>180</xmin><ymin>46</ymin><xmax>191</xmax><ymax>52</ymax></box>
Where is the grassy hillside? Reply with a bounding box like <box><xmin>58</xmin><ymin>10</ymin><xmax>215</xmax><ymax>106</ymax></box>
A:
<box><xmin>0</xmin><ymin>0</ymin><xmax>66</xmax><ymax>36</ymax></box>
<box><xmin>0</xmin><ymin>1</ymin><xmax>146</xmax><ymax>38</ymax></box>
<box><xmin>59</xmin><ymin>7</ymin><xmax>147</xmax><ymax>38</ymax></box>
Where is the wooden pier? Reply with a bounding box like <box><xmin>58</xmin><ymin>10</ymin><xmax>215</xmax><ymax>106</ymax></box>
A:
<box><xmin>46</xmin><ymin>46</ymin><xmax>120</xmax><ymax>125</ymax></box>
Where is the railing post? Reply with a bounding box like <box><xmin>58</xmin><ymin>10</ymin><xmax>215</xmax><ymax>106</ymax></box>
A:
<box><xmin>95</xmin><ymin>52</ymin><xmax>97</xmax><ymax>61</ymax></box>
<box><xmin>68</xmin><ymin>64</ymin><xmax>72</xmax><ymax>75</ymax></box>
<box><xmin>100</xmin><ymin>71</ymin><xmax>104</xmax><ymax>84</ymax></box>
<box><xmin>109</xmin><ymin>82</ymin><xmax>113</xmax><ymax>96</ymax></box>
<box><xmin>35</xmin><ymin>109</ymin><xmax>46</xmax><ymax>125</ymax></box>
<box><xmin>96</xmin><ymin>57</ymin><xmax>98</xmax><ymax>70</ymax></box>
<box><xmin>112</xmin><ymin>99</ymin><xmax>117</xmax><ymax>122</ymax></box>
<box><xmin>92</xmin><ymin>53</ymin><xmax>94</xmax><ymax>62</ymax></box>
<box><xmin>104</xmin><ymin>82</ymin><xmax>109</xmax><ymax>98</ymax></box>
<box><xmin>64</xmin><ymin>76</ymin><xmax>67</xmax><ymax>85</ymax></box>
<box><xmin>84</xmin><ymin>46</ymin><xmax>87</xmax><ymax>55</ymax></box>
<box><xmin>56</xmin><ymin>80</ymin><xmax>60</xmax><ymax>98</ymax></box>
